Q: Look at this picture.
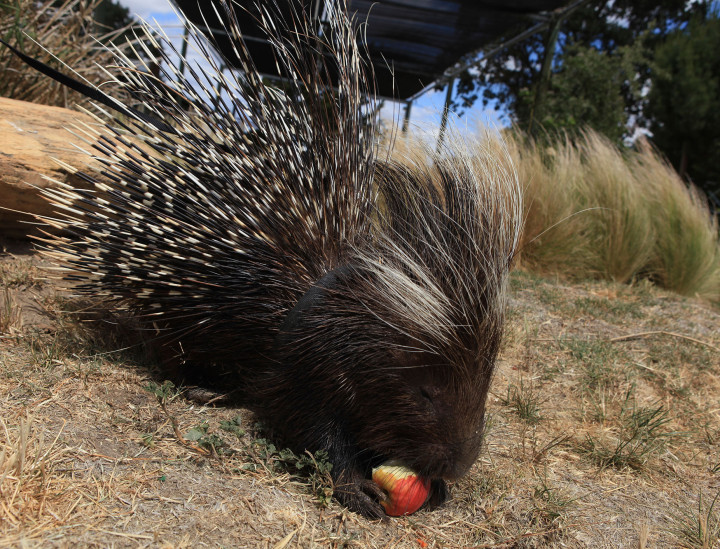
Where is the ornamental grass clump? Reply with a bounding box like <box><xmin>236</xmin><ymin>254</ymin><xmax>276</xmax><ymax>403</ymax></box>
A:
<box><xmin>513</xmin><ymin>128</ymin><xmax>720</xmax><ymax>302</ymax></box>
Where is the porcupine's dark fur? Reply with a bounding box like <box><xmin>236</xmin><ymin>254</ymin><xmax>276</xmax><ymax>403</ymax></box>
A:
<box><xmin>32</xmin><ymin>1</ymin><xmax>523</xmax><ymax>518</ymax></box>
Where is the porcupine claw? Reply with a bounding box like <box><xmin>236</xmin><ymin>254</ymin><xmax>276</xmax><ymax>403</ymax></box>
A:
<box><xmin>356</xmin><ymin>478</ymin><xmax>390</xmax><ymax>520</ymax></box>
<box><xmin>333</xmin><ymin>471</ymin><xmax>387</xmax><ymax>520</ymax></box>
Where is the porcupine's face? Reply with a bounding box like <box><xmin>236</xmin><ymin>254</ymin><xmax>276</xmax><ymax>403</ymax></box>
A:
<box><xmin>386</xmin><ymin>356</ymin><xmax>485</xmax><ymax>469</ymax></box>
<box><xmin>323</xmin><ymin>287</ymin><xmax>502</xmax><ymax>518</ymax></box>
<box><xmin>337</xmin><ymin>270</ymin><xmax>502</xmax><ymax>502</ymax></box>
<box><xmin>352</xmin><ymin>329</ymin><xmax>496</xmax><ymax>486</ymax></box>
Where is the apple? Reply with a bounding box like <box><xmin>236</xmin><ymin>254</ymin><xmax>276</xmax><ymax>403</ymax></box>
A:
<box><xmin>371</xmin><ymin>460</ymin><xmax>430</xmax><ymax>516</ymax></box>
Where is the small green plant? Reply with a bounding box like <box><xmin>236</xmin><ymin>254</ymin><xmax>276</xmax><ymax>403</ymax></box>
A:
<box><xmin>471</xmin><ymin>470</ymin><xmax>509</xmax><ymax>499</ymax></box>
<box><xmin>219</xmin><ymin>415</ymin><xmax>246</xmax><ymax>438</ymax></box>
<box><xmin>70</xmin><ymin>357</ymin><xmax>104</xmax><ymax>383</ymax></box>
<box><xmin>572</xmin><ymin>296</ymin><xmax>641</xmax><ymax>320</ymax></box>
<box><xmin>502</xmin><ymin>379</ymin><xmax>543</xmax><ymax>424</ymax></box>
<box><xmin>144</xmin><ymin>380</ymin><xmax>181</xmax><ymax>405</ymax></box>
<box><xmin>244</xmin><ymin>438</ymin><xmax>334</xmax><ymax>507</ymax></box>
<box><xmin>531</xmin><ymin>434</ymin><xmax>571</xmax><ymax>464</ymax></box>
<box><xmin>563</xmin><ymin>339</ymin><xmax>621</xmax><ymax>391</ymax></box>
<box><xmin>509</xmin><ymin>269</ymin><xmax>549</xmax><ymax>291</ymax></box>
<box><xmin>284</xmin><ymin>449</ymin><xmax>334</xmax><ymax>507</ymax></box>
<box><xmin>669</xmin><ymin>491</ymin><xmax>720</xmax><ymax>549</ymax></box>
<box><xmin>140</xmin><ymin>433</ymin><xmax>156</xmax><ymax>448</ymax></box>
<box><xmin>537</xmin><ymin>285</ymin><xmax>565</xmax><ymax>307</ymax></box>
<box><xmin>184</xmin><ymin>421</ymin><xmax>231</xmax><ymax>455</ymax></box>
<box><xmin>27</xmin><ymin>332</ymin><xmax>65</xmax><ymax>369</ymax></box>
<box><xmin>144</xmin><ymin>380</ymin><xmax>196</xmax><ymax>452</ymax></box>
<box><xmin>647</xmin><ymin>339</ymin><xmax>714</xmax><ymax>376</ymax></box>
<box><xmin>580</xmin><ymin>392</ymin><xmax>678</xmax><ymax>470</ymax></box>
<box><xmin>532</xmin><ymin>476</ymin><xmax>574</xmax><ymax>525</ymax></box>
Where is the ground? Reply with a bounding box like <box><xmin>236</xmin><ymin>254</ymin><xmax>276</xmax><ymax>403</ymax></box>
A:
<box><xmin>1</xmin><ymin>241</ymin><xmax>719</xmax><ymax>548</ymax></box>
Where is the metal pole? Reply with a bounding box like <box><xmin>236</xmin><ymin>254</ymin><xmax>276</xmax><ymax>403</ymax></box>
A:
<box><xmin>406</xmin><ymin>0</ymin><xmax>591</xmax><ymax>105</ymax></box>
<box><xmin>402</xmin><ymin>100</ymin><xmax>412</xmax><ymax>133</ymax></box>
<box><xmin>437</xmin><ymin>77</ymin><xmax>455</xmax><ymax>151</ymax></box>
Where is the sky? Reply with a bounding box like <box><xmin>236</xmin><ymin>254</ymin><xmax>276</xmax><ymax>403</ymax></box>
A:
<box><xmin>115</xmin><ymin>0</ymin><xmax>505</xmax><ymax>138</ymax></box>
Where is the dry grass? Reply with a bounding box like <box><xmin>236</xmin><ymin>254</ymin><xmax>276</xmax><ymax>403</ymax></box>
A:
<box><xmin>1</xmin><ymin>249</ymin><xmax>718</xmax><ymax>548</ymax></box>
<box><xmin>512</xmin><ymin>130</ymin><xmax>720</xmax><ymax>302</ymax></box>
<box><xmin>0</xmin><ymin>288</ymin><xmax>22</xmax><ymax>335</ymax></box>
<box><xmin>0</xmin><ymin>414</ymin><xmax>75</xmax><ymax>546</ymax></box>
<box><xmin>0</xmin><ymin>256</ymin><xmax>41</xmax><ymax>289</ymax></box>
<box><xmin>390</xmin><ymin>127</ymin><xmax>720</xmax><ymax>302</ymax></box>
<box><xmin>0</xmin><ymin>0</ymin><xmax>127</xmax><ymax>108</ymax></box>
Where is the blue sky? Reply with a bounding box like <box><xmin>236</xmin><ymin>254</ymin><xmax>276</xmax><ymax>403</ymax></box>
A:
<box><xmin>116</xmin><ymin>0</ymin><xmax>505</xmax><ymax>136</ymax></box>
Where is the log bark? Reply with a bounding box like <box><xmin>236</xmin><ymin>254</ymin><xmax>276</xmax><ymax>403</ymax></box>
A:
<box><xmin>0</xmin><ymin>96</ymin><xmax>101</xmax><ymax>239</ymax></box>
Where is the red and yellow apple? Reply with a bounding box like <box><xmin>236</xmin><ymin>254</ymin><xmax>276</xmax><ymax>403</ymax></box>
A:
<box><xmin>371</xmin><ymin>461</ymin><xmax>430</xmax><ymax>516</ymax></box>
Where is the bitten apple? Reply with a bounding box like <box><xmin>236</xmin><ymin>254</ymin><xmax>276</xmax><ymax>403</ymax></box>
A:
<box><xmin>371</xmin><ymin>460</ymin><xmax>430</xmax><ymax>516</ymax></box>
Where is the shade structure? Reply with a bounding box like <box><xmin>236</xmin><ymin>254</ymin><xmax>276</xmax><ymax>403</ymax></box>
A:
<box><xmin>172</xmin><ymin>0</ymin><xmax>570</xmax><ymax>99</ymax></box>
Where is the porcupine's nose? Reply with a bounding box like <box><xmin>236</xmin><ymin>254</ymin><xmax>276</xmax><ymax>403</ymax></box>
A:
<box><xmin>442</xmin><ymin>429</ymin><xmax>484</xmax><ymax>480</ymax></box>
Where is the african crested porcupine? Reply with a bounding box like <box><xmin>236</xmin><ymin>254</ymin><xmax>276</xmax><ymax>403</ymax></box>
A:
<box><xmin>16</xmin><ymin>1</ymin><xmax>522</xmax><ymax>517</ymax></box>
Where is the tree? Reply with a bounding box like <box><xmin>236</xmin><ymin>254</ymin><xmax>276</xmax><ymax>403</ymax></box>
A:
<box><xmin>518</xmin><ymin>42</ymin><xmax>639</xmax><ymax>143</ymax></box>
<box><xmin>452</xmin><ymin>0</ymin><xmax>708</xmax><ymax>141</ymax></box>
<box><xmin>646</xmin><ymin>14</ymin><xmax>720</xmax><ymax>196</ymax></box>
<box><xmin>92</xmin><ymin>0</ymin><xmax>135</xmax><ymax>37</ymax></box>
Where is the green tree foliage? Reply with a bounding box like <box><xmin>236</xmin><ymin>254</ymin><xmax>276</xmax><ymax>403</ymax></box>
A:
<box><xmin>453</xmin><ymin>0</ymin><xmax>707</xmax><ymax>141</ymax></box>
<box><xmin>92</xmin><ymin>0</ymin><xmax>134</xmax><ymax>36</ymax></box>
<box><xmin>521</xmin><ymin>42</ymin><xmax>638</xmax><ymax>143</ymax></box>
<box><xmin>646</xmin><ymin>14</ymin><xmax>720</xmax><ymax>196</ymax></box>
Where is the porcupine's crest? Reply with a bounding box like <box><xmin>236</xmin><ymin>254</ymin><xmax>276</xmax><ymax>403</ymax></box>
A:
<box><xmin>357</xmin><ymin>139</ymin><xmax>522</xmax><ymax>475</ymax></box>
<box><xmin>38</xmin><ymin>0</ymin><xmax>375</xmax><ymax>365</ymax></box>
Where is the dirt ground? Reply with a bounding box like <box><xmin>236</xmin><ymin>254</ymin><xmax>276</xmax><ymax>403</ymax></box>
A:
<box><xmin>1</xmin><ymin>241</ymin><xmax>719</xmax><ymax>548</ymax></box>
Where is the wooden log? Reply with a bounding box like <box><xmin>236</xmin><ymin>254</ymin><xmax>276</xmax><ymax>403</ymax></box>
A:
<box><xmin>0</xmin><ymin>97</ymin><xmax>100</xmax><ymax>239</ymax></box>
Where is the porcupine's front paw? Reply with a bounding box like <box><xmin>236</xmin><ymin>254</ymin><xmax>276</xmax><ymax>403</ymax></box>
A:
<box><xmin>334</xmin><ymin>472</ymin><xmax>388</xmax><ymax>519</ymax></box>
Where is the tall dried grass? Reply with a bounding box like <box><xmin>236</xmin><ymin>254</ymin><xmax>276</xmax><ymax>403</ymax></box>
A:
<box><xmin>0</xmin><ymin>0</ymin><xmax>124</xmax><ymax>108</ymax></box>
<box><xmin>633</xmin><ymin>140</ymin><xmax>720</xmax><ymax>301</ymax></box>
<box><xmin>513</xmin><ymin>129</ymin><xmax>720</xmax><ymax>301</ymax></box>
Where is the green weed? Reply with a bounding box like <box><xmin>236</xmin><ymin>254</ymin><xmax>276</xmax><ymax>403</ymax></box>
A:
<box><xmin>562</xmin><ymin>339</ymin><xmax>623</xmax><ymax>391</ymax></box>
<box><xmin>580</xmin><ymin>393</ymin><xmax>678</xmax><ymax>470</ymax></box>
<box><xmin>669</xmin><ymin>491</ymin><xmax>720</xmax><ymax>549</ymax></box>
<box><xmin>532</xmin><ymin>476</ymin><xmax>574</xmax><ymax>525</ymax></box>
<box><xmin>244</xmin><ymin>438</ymin><xmax>334</xmax><ymax>507</ymax></box>
<box><xmin>502</xmin><ymin>379</ymin><xmax>543</xmax><ymax>425</ymax></box>
<box><xmin>572</xmin><ymin>296</ymin><xmax>641</xmax><ymax>320</ymax></box>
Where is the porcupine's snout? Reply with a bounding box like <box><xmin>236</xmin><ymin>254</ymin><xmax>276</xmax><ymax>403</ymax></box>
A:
<box><xmin>383</xmin><ymin>366</ymin><xmax>488</xmax><ymax>482</ymax></box>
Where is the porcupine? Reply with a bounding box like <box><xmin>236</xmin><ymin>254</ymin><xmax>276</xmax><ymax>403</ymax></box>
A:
<box><xmin>12</xmin><ymin>0</ymin><xmax>522</xmax><ymax>517</ymax></box>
